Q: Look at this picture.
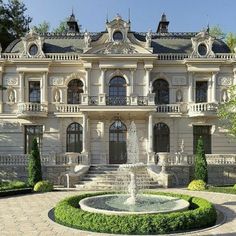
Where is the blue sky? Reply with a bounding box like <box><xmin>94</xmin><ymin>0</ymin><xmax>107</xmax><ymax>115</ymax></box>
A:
<box><xmin>18</xmin><ymin>0</ymin><xmax>236</xmax><ymax>33</ymax></box>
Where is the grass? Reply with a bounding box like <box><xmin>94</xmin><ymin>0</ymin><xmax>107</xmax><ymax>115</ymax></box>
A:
<box><xmin>206</xmin><ymin>185</ymin><xmax>236</xmax><ymax>195</ymax></box>
<box><xmin>0</xmin><ymin>180</ymin><xmax>28</xmax><ymax>191</ymax></box>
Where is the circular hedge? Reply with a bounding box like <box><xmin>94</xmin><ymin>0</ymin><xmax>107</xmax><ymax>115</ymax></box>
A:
<box><xmin>54</xmin><ymin>192</ymin><xmax>217</xmax><ymax>235</ymax></box>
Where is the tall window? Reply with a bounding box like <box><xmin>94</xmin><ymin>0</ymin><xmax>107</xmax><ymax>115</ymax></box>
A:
<box><xmin>29</xmin><ymin>81</ymin><xmax>40</xmax><ymax>103</ymax></box>
<box><xmin>193</xmin><ymin>125</ymin><xmax>211</xmax><ymax>154</ymax></box>
<box><xmin>109</xmin><ymin>121</ymin><xmax>127</xmax><ymax>164</ymax></box>
<box><xmin>153</xmin><ymin>79</ymin><xmax>169</xmax><ymax>104</ymax></box>
<box><xmin>153</xmin><ymin>122</ymin><xmax>170</xmax><ymax>152</ymax></box>
<box><xmin>108</xmin><ymin>76</ymin><xmax>127</xmax><ymax>105</ymax></box>
<box><xmin>67</xmin><ymin>79</ymin><xmax>84</xmax><ymax>104</ymax></box>
<box><xmin>66</xmin><ymin>123</ymin><xmax>83</xmax><ymax>152</ymax></box>
<box><xmin>25</xmin><ymin>125</ymin><xmax>43</xmax><ymax>154</ymax></box>
<box><xmin>196</xmin><ymin>81</ymin><xmax>208</xmax><ymax>103</ymax></box>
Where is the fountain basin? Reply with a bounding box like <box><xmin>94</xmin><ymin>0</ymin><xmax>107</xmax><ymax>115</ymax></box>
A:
<box><xmin>79</xmin><ymin>194</ymin><xmax>190</xmax><ymax>215</ymax></box>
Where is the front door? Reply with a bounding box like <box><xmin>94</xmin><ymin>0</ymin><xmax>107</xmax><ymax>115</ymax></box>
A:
<box><xmin>109</xmin><ymin>121</ymin><xmax>127</xmax><ymax>164</ymax></box>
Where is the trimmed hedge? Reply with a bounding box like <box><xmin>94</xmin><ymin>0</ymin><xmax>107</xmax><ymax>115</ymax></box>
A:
<box><xmin>0</xmin><ymin>181</ymin><xmax>27</xmax><ymax>191</ymax></box>
<box><xmin>207</xmin><ymin>186</ymin><xmax>236</xmax><ymax>195</ymax></box>
<box><xmin>34</xmin><ymin>180</ymin><xmax>53</xmax><ymax>192</ymax></box>
<box><xmin>188</xmin><ymin>180</ymin><xmax>207</xmax><ymax>191</ymax></box>
<box><xmin>54</xmin><ymin>192</ymin><xmax>217</xmax><ymax>235</ymax></box>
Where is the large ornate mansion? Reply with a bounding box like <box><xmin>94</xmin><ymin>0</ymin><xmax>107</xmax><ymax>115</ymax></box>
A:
<box><xmin>0</xmin><ymin>12</ymin><xmax>236</xmax><ymax>169</ymax></box>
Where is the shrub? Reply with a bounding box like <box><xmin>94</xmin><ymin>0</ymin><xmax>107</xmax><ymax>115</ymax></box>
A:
<box><xmin>188</xmin><ymin>180</ymin><xmax>207</xmax><ymax>191</ymax></box>
<box><xmin>194</xmin><ymin>137</ymin><xmax>208</xmax><ymax>183</ymax></box>
<box><xmin>34</xmin><ymin>180</ymin><xmax>53</xmax><ymax>192</ymax></box>
<box><xmin>0</xmin><ymin>180</ymin><xmax>27</xmax><ymax>191</ymax></box>
<box><xmin>54</xmin><ymin>192</ymin><xmax>216</xmax><ymax>235</ymax></box>
<box><xmin>233</xmin><ymin>184</ymin><xmax>236</xmax><ymax>189</ymax></box>
<box><xmin>28</xmin><ymin>138</ymin><xmax>42</xmax><ymax>186</ymax></box>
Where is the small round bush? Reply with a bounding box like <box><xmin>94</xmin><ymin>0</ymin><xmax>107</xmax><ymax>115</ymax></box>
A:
<box><xmin>188</xmin><ymin>180</ymin><xmax>207</xmax><ymax>191</ymax></box>
<box><xmin>34</xmin><ymin>180</ymin><xmax>53</xmax><ymax>192</ymax></box>
<box><xmin>233</xmin><ymin>184</ymin><xmax>236</xmax><ymax>189</ymax></box>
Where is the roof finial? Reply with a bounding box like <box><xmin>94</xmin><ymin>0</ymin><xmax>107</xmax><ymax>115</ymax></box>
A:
<box><xmin>72</xmin><ymin>6</ymin><xmax>74</xmax><ymax>16</ymax></box>
<box><xmin>207</xmin><ymin>23</ymin><xmax>210</xmax><ymax>33</ymax></box>
<box><xmin>106</xmin><ymin>8</ymin><xmax>109</xmax><ymax>23</ymax></box>
<box><xmin>128</xmin><ymin>8</ymin><xmax>131</xmax><ymax>23</ymax></box>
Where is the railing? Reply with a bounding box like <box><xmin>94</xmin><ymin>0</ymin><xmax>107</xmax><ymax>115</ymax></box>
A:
<box><xmin>156</xmin><ymin>104</ymin><xmax>180</xmax><ymax>113</ymax></box>
<box><xmin>55</xmin><ymin>104</ymin><xmax>80</xmax><ymax>113</ymax></box>
<box><xmin>17</xmin><ymin>103</ymin><xmax>48</xmax><ymax>113</ymax></box>
<box><xmin>137</xmin><ymin>96</ymin><xmax>148</xmax><ymax>106</ymax></box>
<box><xmin>0</xmin><ymin>153</ymin><xmax>89</xmax><ymax>166</ymax></box>
<box><xmin>45</xmin><ymin>53</ymin><xmax>80</xmax><ymax>60</ymax></box>
<box><xmin>106</xmin><ymin>96</ymin><xmax>131</xmax><ymax>106</ymax></box>
<box><xmin>1</xmin><ymin>53</ymin><xmax>21</xmax><ymax>59</ymax></box>
<box><xmin>88</xmin><ymin>96</ymin><xmax>99</xmax><ymax>105</ymax></box>
<box><xmin>166</xmin><ymin>154</ymin><xmax>236</xmax><ymax>166</ymax></box>
<box><xmin>189</xmin><ymin>102</ymin><xmax>218</xmax><ymax>113</ymax></box>
<box><xmin>157</xmin><ymin>53</ymin><xmax>190</xmax><ymax>60</ymax></box>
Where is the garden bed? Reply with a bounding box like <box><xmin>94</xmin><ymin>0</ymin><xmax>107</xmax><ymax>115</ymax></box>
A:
<box><xmin>54</xmin><ymin>192</ymin><xmax>217</xmax><ymax>235</ymax></box>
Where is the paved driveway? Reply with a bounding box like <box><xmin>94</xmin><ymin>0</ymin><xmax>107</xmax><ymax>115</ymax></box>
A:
<box><xmin>0</xmin><ymin>188</ymin><xmax>235</xmax><ymax>236</ymax></box>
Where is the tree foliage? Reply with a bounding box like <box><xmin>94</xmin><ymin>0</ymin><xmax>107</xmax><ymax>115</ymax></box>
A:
<box><xmin>0</xmin><ymin>0</ymin><xmax>32</xmax><ymax>50</ymax></box>
<box><xmin>53</xmin><ymin>19</ymin><xmax>68</xmax><ymax>34</ymax></box>
<box><xmin>28</xmin><ymin>138</ymin><xmax>42</xmax><ymax>187</ymax></box>
<box><xmin>32</xmin><ymin>21</ymin><xmax>50</xmax><ymax>34</ymax></box>
<box><xmin>218</xmin><ymin>85</ymin><xmax>236</xmax><ymax>136</ymax></box>
<box><xmin>209</xmin><ymin>25</ymin><xmax>225</xmax><ymax>39</ymax></box>
<box><xmin>226</xmin><ymin>32</ymin><xmax>236</xmax><ymax>52</ymax></box>
<box><xmin>194</xmin><ymin>137</ymin><xmax>208</xmax><ymax>183</ymax></box>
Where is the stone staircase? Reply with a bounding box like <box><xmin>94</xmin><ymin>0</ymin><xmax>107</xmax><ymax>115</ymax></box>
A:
<box><xmin>75</xmin><ymin>165</ymin><xmax>160</xmax><ymax>190</ymax></box>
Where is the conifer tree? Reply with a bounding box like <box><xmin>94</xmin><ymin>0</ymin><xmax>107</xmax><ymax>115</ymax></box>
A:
<box><xmin>28</xmin><ymin>138</ymin><xmax>42</xmax><ymax>186</ymax></box>
<box><xmin>194</xmin><ymin>136</ymin><xmax>208</xmax><ymax>183</ymax></box>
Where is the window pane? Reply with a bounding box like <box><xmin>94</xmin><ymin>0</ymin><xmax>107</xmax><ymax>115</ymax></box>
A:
<box><xmin>153</xmin><ymin>123</ymin><xmax>170</xmax><ymax>152</ymax></box>
<box><xmin>66</xmin><ymin>122</ymin><xmax>83</xmax><ymax>152</ymax></box>
<box><xmin>153</xmin><ymin>79</ymin><xmax>169</xmax><ymax>104</ymax></box>
<box><xmin>196</xmin><ymin>81</ymin><xmax>208</xmax><ymax>103</ymax></box>
<box><xmin>29</xmin><ymin>81</ymin><xmax>40</xmax><ymax>103</ymax></box>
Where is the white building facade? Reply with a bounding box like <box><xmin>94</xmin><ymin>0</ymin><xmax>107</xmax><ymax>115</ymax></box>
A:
<box><xmin>0</xmin><ymin>14</ymin><xmax>236</xmax><ymax>169</ymax></box>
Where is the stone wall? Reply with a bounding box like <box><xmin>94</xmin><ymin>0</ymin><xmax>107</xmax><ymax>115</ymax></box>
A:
<box><xmin>0</xmin><ymin>165</ymin><xmax>69</xmax><ymax>184</ymax></box>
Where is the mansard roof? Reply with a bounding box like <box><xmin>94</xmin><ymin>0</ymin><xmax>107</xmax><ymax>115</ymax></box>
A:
<box><xmin>5</xmin><ymin>31</ymin><xmax>230</xmax><ymax>54</ymax></box>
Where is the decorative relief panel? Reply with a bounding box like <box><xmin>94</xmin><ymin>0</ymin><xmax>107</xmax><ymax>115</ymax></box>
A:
<box><xmin>1</xmin><ymin>122</ymin><xmax>19</xmax><ymax>130</ymax></box>
<box><xmin>4</xmin><ymin>77</ymin><xmax>18</xmax><ymax>86</ymax></box>
<box><xmin>172</xmin><ymin>76</ymin><xmax>187</xmax><ymax>86</ymax></box>
<box><xmin>50</xmin><ymin>77</ymin><xmax>64</xmax><ymax>86</ymax></box>
<box><xmin>217</xmin><ymin>76</ymin><xmax>232</xmax><ymax>86</ymax></box>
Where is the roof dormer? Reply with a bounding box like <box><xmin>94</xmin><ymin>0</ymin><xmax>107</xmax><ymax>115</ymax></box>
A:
<box><xmin>106</xmin><ymin>14</ymin><xmax>131</xmax><ymax>43</ymax></box>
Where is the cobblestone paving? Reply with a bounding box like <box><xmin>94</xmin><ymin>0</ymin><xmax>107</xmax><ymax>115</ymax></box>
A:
<box><xmin>0</xmin><ymin>188</ymin><xmax>235</xmax><ymax>236</ymax></box>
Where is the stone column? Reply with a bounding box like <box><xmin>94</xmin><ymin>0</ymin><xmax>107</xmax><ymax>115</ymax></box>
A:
<box><xmin>42</xmin><ymin>72</ymin><xmax>48</xmax><ymax>104</ymax></box>
<box><xmin>82</xmin><ymin>112</ymin><xmax>88</xmax><ymax>153</ymax></box>
<box><xmin>148</xmin><ymin>113</ymin><xmax>153</xmax><ymax>152</ymax></box>
<box><xmin>19</xmin><ymin>72</ymin><xmax>25</xmax><ymax>103</ymax></box>
<box><xmin>130</xmin><ymin>69</ymin><xmax>135</xmax><ymax>95</ymax></box>
<box><xmin>85</xmin><ymin>68</ymin><xmax>90</xmax><ymax>94</ymax></box>
<box><xmin>188</xmin><ymin>72</ymin><xmax>193</xmax><ymax>103</ymax></box>
<box><xmin>211</xmin><ymin>72</ymin><xmax>217</xmax><ymax>103</ymax></box>
<box><xmin>99</xmin><ymin>69</ymin><xmax>106</xmax><ymax>105</ymax></box>
<box><xmin>145</xmin><ymin>69</ymin><xmax>151</xmax><ymax>95</ymax></box>
<box><xmin>0</xmin><ymin>71</ymin><xmax>3</xmax><ymax>113</ymax></box>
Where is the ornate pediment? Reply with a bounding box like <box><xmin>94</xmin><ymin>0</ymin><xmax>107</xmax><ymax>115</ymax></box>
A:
<box><xmin>191</xmin><ymin>30</ymin><xmax>215</xmax><ymax>58</ymax></box>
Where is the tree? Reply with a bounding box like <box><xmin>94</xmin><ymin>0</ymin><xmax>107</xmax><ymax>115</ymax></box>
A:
<box><xmin>32</xmin><ymin>21</ymin><xmax>50</xmax><ymax>34</ymax></box>
<box><xmin>209</xmin><ymin>25</ymin><xmax>225</xmax><ymax>39</ymax></box>
<box><xmin>225</xmin><ymin>32</ymin><xmax>236</xmax><ymax>52</ymax></box>
<box><xmin>28</xmin><ymin>138</ymin><xmax>42</xmax><ymax>186</ymax></box>
<box><xmin>194</xmin><ymin>137</ymin><xmax>208</xmax><ymax>183</ymax></box>
<box><xmin>218</xmin><ymin>85</ymin><xmax>236</xmax><ymax>136</ymax></box>
<box><xmin>53</xmin><ymin>19</ymin><xmax>68</xmax><ymax>34</ymax></box>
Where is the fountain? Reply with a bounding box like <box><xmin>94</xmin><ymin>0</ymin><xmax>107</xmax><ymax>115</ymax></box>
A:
<box><xmin>79</xmin><ymin>121</ymin><xmax>189</xmax><ymax>215</ymax></box>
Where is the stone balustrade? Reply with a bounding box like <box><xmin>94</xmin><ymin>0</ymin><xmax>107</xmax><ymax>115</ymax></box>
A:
<box><xmin>17</xmin><ymin>103</ymin><xmax>48</xmax><ymax>117</ymax></box>
<box><xmin>156</xmin><ymin>104</ymin><xmax>180</xmax><ymax>113</ymax></box>
<box><xmin>188</xmin><ymin>102</ymin><xmax>218</xmax><ymax>113</ymax></box>
<box><xmin>55</xmin><ymin>104</ymin><xmax>80</xmax><ymax>113</ymax></box>
<box><xmin>0</xmin><ymin>153</ymin><xmax>89</xmax><ymax>166</ymax></box>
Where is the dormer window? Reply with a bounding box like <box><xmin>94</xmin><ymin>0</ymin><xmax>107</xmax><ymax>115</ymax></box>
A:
<box><xmin>113</xmin><ymin>31</ymin><xmax>123</xmax><ymax>41</ymax></box>
<box><xmin>198</xmin><ymin>43</ymin><xmax>207</xmax><ymax>56</ymax></box>
<box><xmin>29</xmin><ymin>44</ymin><xmax>38</xmax><ymax>56</ymax></box>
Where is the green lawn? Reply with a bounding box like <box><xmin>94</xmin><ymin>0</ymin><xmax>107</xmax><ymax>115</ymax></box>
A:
<box><xmin>206</xmin><ymin>186</ymin><xmax>236</xmax><ymax>194</ymax></box>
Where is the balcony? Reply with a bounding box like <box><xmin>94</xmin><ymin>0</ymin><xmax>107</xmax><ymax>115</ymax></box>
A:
<box><xmin>17</xmin><ymin>103</ymin><xmax>48</xmax><ymax>118</ymax></box>
<box><xmin>156</xmin><ymin>104</ymin><xmax>180</xmax><ymax>113</ymax></box>
<box><xmin>188</xmin><ymin>102</ymin><xmax>218</xmax><ymax>117</ymax></box>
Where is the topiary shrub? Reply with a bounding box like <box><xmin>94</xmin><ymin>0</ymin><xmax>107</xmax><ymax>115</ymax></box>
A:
<box><xmin>28</xmin><ymin>138</ymin><xmax>42</xmax><ymax>187</ymax></box>
<box><xmin>233</xmin><ymin>184</ymin><xmax>236</xmax><ymax>189</ymax></box>
<box><xmin>188</xmin><ymin>180</ymin><xmax>207</xmax><ymax>191</ymax></box>
<box><xmin>34</xmin><ymin>180</ymin><xmax>53</xmax><ymax>192</ymax></box>
<box><xmin>194</xmin><ymin>136</ymin><xmax>208</xmax><ymax>183</ymax></box>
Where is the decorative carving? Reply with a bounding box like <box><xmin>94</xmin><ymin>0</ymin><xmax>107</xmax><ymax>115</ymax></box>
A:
<box><xmin>5</xmin><ymin>77</ymin><xmax>18</xmax><ymax>86</ymax></box>
<box><xmin>222</xmin><ymin>90</ymin><xmax>228</xmax><ymax>102</ymax></box>
<box><xmin>99</xmin><ymin>41</ymin><xmax>137</xmax><ymax>54</ymax></box>
<box><xmin>2</xmin><ymin>122</ymin><xmax>19</xmax><ymax>129</ymax></box>
<box><xmin>218</xmin><ymin>76</ymin><xmax>232</xmax><ymax>86</ymax></box>
<box><xmin>172</xmin><ymin>76</ymin><xmax>187</xmax><ymax>85</ymax></box>
<box><xmin>66</xmin><ymin>72</ymin><xmax>85</xmax><ymax>81</ymax></box>
<box><xmin>54</xmin><ymin>89</ymin><xmax>61</xmax><ymax>103</ymax></box>
<box><xmin>84</xmin><ymin>30</ymin><xmax>91</xmax><ymax>48</ymax></box>
<box><xmin>50</xmin><ymin>77</ymin><xmax>64</xmax><ymax>86</ymax></box>
<box><xmin>191</xmin><ymin>30</ymin><xmax>215</xmax><ymax>58</ymax></box>
<box><xmin>145</xmin><ymin>29</ymin><xmax>152</xmax><ymax>48</ymax></box>
<box><xmin>176</xmin><ymin>89</ymin><xmax>183</xmax><ymax>102</ymax></box>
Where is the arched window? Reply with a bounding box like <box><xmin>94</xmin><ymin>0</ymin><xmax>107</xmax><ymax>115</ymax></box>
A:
<box><xmin>66</xmin><ymin>122</ymin><xmax>83</xmax><ymax>152</ymax></box>
<box><xmin>153</xmin><ymin>79</ymin><xmax>169</xmax><ymax>104</ymax></box>
<box><xmin>109</xmin><ymin>120</ymin><xmax>127</xmax><ymax>164</ymax></box>
<box><xmin>153</xmin><ymin>122</ymin><xmax>170</xmax><ymax>152</ymax></box>
<box><xmin>108</xmin><ymin>76</ymin><xmax>127</xmax><ymax>105</ymax></box>
<box><xmin>67</xmin><ymin>79</ymin><xmax>84</xmax><ymax>104</ymax></box>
